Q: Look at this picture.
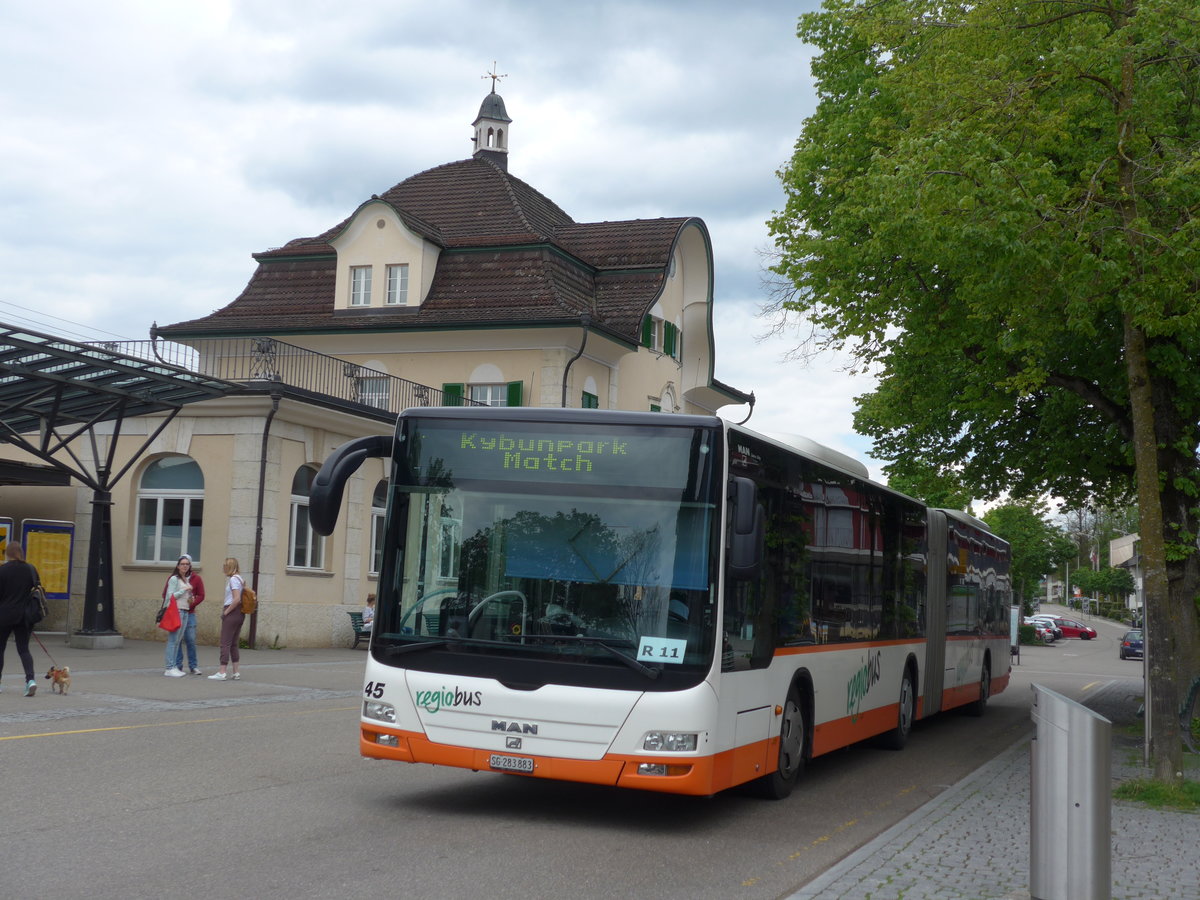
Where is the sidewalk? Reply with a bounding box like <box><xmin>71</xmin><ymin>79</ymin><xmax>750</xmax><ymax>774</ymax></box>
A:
<box><xmin>0</xmin><ymin>633</ymin><xmax>367</xmax><ymax>718</ymax></box>
<box><xmin>789</xmin><ymin>679</ymin><xmax>1200</xmax><ymax>900</ymax></box>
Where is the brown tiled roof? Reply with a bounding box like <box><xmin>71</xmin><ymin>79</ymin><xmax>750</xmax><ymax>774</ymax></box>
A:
<box><xmin>555</xmin><ymin>218</ymin><xmax>691</xmax><ymax>270</ymax></box>
<box><xmin>160</xmin><ymin>157</ymin><xmax>685</xmax><ymax>343</ymax></box>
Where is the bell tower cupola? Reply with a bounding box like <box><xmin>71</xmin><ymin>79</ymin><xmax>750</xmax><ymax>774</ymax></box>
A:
<box><xmin>473</xmin><ymin>62</ymin><xmax>511</xmax><ymax>171</ymax></box>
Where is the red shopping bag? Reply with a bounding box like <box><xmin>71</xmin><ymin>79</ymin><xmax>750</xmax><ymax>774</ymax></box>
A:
<box><xmin>157</xmin><ymin>596</ymin><xmax>181</xmax><ymax>632</ymax></box>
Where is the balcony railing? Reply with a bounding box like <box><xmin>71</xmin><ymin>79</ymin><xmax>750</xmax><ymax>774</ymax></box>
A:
<box><xmin>91</xmin><ymin>336</ymin><xmax>481</xmax><ymax>415</ymax></box>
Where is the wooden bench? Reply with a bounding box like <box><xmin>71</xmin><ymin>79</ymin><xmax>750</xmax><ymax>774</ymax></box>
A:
<box><xmin>348</xmin><ymin>611</ymin><xmax>371</xmax><ymax>649</ymax></box>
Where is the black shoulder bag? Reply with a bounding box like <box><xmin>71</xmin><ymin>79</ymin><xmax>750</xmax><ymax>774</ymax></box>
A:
<box><xmin>26</xmin><ymin>565</ymin><xmax>48</xmax><ymax>629</ymax></box>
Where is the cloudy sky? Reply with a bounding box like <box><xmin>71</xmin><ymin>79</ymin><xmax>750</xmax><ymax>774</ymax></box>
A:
<box><xmin>1</xmin><ymin>1</ymin><xmax>887</xmax><ymax>474</ymax></box>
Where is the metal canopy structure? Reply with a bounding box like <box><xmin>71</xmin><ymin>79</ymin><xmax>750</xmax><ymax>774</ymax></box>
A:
<box><xmin>0</xmin><ymin>459</ymin><xmax>72</xmax><ymax>486</ymax></box>
<box><xmin>0</xmin><ymin>321</ymin><xmax>243</xmax><ymax>639</ymax></box>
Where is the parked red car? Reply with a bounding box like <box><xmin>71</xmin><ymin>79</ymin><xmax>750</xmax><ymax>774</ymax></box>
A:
<box><xmin>1051</xmin><ymin>617</ymin><xmax>1098</xmax><ymax>640</ymax></box>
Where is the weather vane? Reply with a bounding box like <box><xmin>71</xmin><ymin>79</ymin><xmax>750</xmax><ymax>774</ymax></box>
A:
<box><xmin>482</xmin><ymin>61</ymin><xmax>507</xmax><ymax>92</ymax></box>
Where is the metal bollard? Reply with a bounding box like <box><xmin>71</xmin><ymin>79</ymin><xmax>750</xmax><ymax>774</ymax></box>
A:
<box><xmin>1030</xmin><ymin>684</ymin><xmax>1111</xmax><ymax>900</ymax></box>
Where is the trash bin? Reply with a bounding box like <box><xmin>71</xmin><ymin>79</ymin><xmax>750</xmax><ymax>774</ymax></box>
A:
<box><xmin>1030</xmin><ymin>684</ymin><xmax>1111</xmax><ymax>900</ymax></box>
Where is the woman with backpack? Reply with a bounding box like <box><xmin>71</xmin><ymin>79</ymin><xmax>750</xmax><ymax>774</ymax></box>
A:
<box><xmin>208</xmin><ymin>557</ymin><xmax>246</xmax><ymax>682</ymax></box>
<box><xmin>0</xmin><ymin>543</ymin><xmax>39</xmax><ymax>696</ymax></box>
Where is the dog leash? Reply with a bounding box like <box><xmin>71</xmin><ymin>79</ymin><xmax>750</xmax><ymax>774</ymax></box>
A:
<box><xmin>30</xmin><ymin>630</ymin><xmax>62</xmax><ymax>668</ymax></box>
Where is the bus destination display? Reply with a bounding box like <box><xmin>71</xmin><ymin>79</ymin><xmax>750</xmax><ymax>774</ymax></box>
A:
<box><xmin>411</xmin><ymin>422</ymin><xmax>709</xmax><ymax>490</ymax></box>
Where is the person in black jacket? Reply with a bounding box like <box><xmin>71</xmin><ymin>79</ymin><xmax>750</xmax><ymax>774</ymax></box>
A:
<box><xmin>0</xmin><ymin>542</ymin><xmax>39</xmax><ymax>696</ymax></box>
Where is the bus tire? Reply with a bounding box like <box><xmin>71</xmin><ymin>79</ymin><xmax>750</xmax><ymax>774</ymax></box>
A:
<box><xmin>965</xmin><ymin>661</ymin><xmax>990</xmax><ymax>718</ymax></box>
<box><xmin>748</xmin><ymin>685</ymin><xmax>806</xmax><ymax>800</ymax></box>
<box><xmin>876</xmin><ymin>669</ymin><xmax>915</xmax><ymax>751</ymax></box>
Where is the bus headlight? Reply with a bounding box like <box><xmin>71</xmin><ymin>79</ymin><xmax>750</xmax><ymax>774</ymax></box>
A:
<box><xmin>363</xmin><ymin>700</ymin><xmax>396</xmax><ymax>723</ymax></box>
<box><xmin>642</xmin><ymin>731</ymin><xmax>697</xmax><ymax>752</ymax></box>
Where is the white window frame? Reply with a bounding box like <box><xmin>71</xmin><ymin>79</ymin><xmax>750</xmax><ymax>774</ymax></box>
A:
<box><xmin>350</xmin><ymin>265</ymin><xmax>373</xmax><ymax>307</ymax></box>
<box><xmin>469</xmin><ymin>383</ymin><xmax>508</xmax><ymax>407</ymax></box>
<box><xmin>289</xmin><ymin>466</ymin><xmax>325</xmax><ymax>570</ymax></box>
<box><xmin>355</xmin><ymin>375</ymin><xmax>390</xmax><ymax>409</ymax></box>
<box><xmin>134</xmin><ymin>457</ymin><xmax>204</xmax><ymax>564</ymax></box>
<box><xmin>385</xmin><ymin>263</ymin><xmax>409</xmax><ymax>306</ymax></box>
<box><xmin>370</xmin><ymin>480</ymin><xmax>387</xmax><ymax>576</ymax></box>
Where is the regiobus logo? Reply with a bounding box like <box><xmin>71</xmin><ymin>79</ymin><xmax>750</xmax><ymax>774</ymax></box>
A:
<box><xmin>846</xmin><ymin>649</ymin><xmax>883</xmax><ymax>721</ymax></box>
<box><xmin>414</xmin><ymin>687</ymin><xmax>482</xmax><ymax>714</ymax></box>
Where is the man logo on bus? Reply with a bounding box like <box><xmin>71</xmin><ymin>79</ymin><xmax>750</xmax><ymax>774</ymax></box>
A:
<box><xmin>846</xmin><ymin>650</ymin><xmax>883</xmax><ymax>721</ymax></box>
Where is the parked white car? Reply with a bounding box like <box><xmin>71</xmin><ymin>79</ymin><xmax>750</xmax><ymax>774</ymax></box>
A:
<box><xmin>1028</xmin><ymin>615</ymin><xmax>1063</xmax><ymax>640</ymax></box>
<box><xmin>1023</xmin><ymin>617</ymin><xmax>1057</xmax><ymax>642</ymax></box>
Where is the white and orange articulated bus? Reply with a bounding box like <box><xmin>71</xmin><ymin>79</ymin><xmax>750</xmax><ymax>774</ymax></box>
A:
<box><xmin>311</xmin><ymin>407</ymin><xmax>1011</xmax><ymax>799</ymax></box>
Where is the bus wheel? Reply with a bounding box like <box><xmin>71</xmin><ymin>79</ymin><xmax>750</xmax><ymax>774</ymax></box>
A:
<box><xmin>877</xmin><ymin>670</ymin><xmax>915</xmax><ymax>751</ymax></box>
<box><xmin>748</xmin><ymin>686</ymin><xmax>806</xmax><ymax>800</ymax></box>
<box><xmin>966</xmin><ymin>662</ymin><xmax>990</xmax><ymax>718</ymax></box>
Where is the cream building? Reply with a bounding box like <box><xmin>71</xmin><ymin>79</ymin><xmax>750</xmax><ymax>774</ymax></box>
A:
<box><xmin>0</xmin><ymin>88</ymin><xmax>751</xmax><ymax>649</ymax></box>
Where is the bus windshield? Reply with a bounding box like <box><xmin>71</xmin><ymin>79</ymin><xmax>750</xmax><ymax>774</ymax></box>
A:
<box><xmin>375</xmin><ymin>416</ymin><xmax>721</xmax><ymax>684</ymax></box>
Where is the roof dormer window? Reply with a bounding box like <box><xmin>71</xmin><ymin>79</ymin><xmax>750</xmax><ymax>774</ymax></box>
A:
<box><xmin>386</xmin><ymin>264</ymin><xmax>409</xmax><ymax>306</ymax></box>
<box><xmin>350</xmin><ymin>266</ymin><xmax>373</xmax><ymax>306</ymax></box>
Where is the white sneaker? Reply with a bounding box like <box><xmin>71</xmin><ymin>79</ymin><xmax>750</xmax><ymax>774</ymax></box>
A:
<box><xmin>231</xmin><ymin>673</ymin><xmax>241</xmax><ymax>681</ymax></box>
<box><xmin>208</xmin><ymin>672</ymin><xmax>227</xmax><ymax>681</ymax></box>
<box><xmin>165</xmin><ymin>668</ymin><xmax>186</xmax><ymax>677</ymax></box>
<box><xmin>189</xmin><ymin>668</ymin><xmax>203</xmax><ymax>675</ymax></box>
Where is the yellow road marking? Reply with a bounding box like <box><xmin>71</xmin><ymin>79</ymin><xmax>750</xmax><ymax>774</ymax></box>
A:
<box><xmin>748</xmin><ymin>783</ymin><xmax>920</xmax><ymax>887</ymax></box>
<box><xmin>0</xmin><ymin>705</ymin><xmax>360</xmax><ymax>741</ymax></box>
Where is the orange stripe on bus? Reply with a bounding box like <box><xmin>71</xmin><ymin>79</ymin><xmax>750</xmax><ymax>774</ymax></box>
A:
<box><xmin>811</xmin><ymin>703</ymin><xmax>903</xmax><ymax>756</ymax></box>
<box><xmin>358</xmin><ymin>727</ymin><xmax>775</xmax><ymax>796</ymax></box>
<box><xmin>359</xmin><ymin>668</ymin><xmax>1007</xmax><ymax>796</ymax></box>
<box><xmin>774</xmin><ymin>637</ymin><xmax>927</xmax><ymax>657</ymax></box>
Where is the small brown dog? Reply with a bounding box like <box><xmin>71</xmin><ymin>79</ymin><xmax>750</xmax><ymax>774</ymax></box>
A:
<box><xmin>45</xmin><ymin>666</ymin><xmax>71</xmax><ymax>695</ymax></box>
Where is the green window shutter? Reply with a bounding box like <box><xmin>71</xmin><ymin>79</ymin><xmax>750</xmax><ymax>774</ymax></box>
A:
<box><xmin>663</xmin><ymin>322</ymin><xmax>676</xmax><ymax>357</ymax></box>
<box><xmin>505</xmin><ymin>380</ymin><xmax>523</xmax><ymax>407</ymax></box>
<box><xmin>441</xmin><ymin>383</ymin><xmax>464</xmax><ymax>407</ymax></box>
<box><xmin>581</xmin><ymin>391</ymin><xmax>599</xmax><ymax>409</ymax></box>
<box><xmin>649</xmin><ymin>403</ymin><xmax>661</xmax><ymax>412</ymax></box>
<box><xmin>674</xmin><ymin>327</ymin><xmax>682</xmax><ymax>359</ymax></box>
<box><xmin>641</xmin><ymin>315</ymin><xmax>653</xmax><ymax>347</ymax></box>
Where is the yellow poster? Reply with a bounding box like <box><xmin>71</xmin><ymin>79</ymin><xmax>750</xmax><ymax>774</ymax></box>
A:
<box><xmin>0</xmin><ymin>519</ymin><xmax>11</xmax><ymax>558</ymax></box>
<box><xmin>22</xmin><ymin>519</ymin><xmax>75</xmax><ymax>598</ymax></box>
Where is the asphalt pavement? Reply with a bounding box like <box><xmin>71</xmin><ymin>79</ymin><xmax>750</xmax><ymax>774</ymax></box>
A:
<box><xmin>3</xmin><ymin>623</ymin><xmax>1197</xmax><ymax>899</ymax></box>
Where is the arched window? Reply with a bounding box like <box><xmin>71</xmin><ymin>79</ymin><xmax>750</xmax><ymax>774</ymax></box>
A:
<box><xmin>289</xmin><ymin>465</ymin><xmax>325</xmax><ymax>569</ymax></box>
<box><xmin>135</xmin><ymin>456</ymin><xmax>204</xmax><ymax>563</ymax></box>
<box><xmin>370</xmin><ymin>479</ymin><xmax>387</xmax><ymax>576</ymax></box>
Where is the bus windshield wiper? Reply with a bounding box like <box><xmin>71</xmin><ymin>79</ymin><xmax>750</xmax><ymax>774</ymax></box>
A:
<box><xmin>384</xmin><ymin>635</ymin><xmax>516</xmax><ymax>656</ymax></box>
<box><xmin>540</xmin><ymin>635</ymin><xmax>661</xmax><ymax>679</ymax></box>
<box><xmin>386</xmin><ymin>638</ymin><xmax>451</xmax><ymax>656</ymax></box>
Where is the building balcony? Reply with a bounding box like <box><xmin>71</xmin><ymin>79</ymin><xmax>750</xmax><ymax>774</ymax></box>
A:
<box><xmin>93</xmin><ymin>335</ymin><xmax>481</xmax><ymax>421</ymax></box>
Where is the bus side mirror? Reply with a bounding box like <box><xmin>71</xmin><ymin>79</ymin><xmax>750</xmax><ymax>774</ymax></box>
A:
<box><xmin>310</xmin><ymin>434</ymin><xmax>392</xmax><ymax>536</ymax></box>
<box><xmin>728</xmin><ymin>476</ymin><xmax>765</xmax><ymax>581</ymax></box>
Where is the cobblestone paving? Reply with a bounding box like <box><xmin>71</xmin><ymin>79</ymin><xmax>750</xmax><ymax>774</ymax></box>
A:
<box><xmin>789</xmin><ymin>737</ymin><xmax>1200</xmax><ymax>900</ymax></box>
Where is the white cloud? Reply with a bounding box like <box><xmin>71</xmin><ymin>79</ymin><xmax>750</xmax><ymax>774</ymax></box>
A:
<box><xmin>0</xmin><ymin>0</ymin><xmax>892</xmax><ymax>475</ymax></box>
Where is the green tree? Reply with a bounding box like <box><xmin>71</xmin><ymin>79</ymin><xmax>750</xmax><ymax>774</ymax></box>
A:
<box><xmin>983</xmin><ymin>503</ymin><xmax>1077</xmax><ymax>611</ymax></box>
<box><xmin>883</xmin><ymin>456</ymin><xmax>974</xmax><ymax>510</ymax></box>
<box><xmin>770</xmin><ymin>0</ymin><xmax>1200</xmax><ymax>779</ymax></box>
<box><xmin>1075</xmin><ymin>566</ymin><xmax>1136</xmax><ymax>606</ymax></box>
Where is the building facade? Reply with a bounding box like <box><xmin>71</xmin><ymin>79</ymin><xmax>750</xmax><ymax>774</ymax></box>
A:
<box><xmin>0</xmin><ymin>89</ymin><xmax>751</xmax><ymax>648</ymax></box>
